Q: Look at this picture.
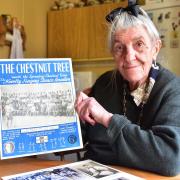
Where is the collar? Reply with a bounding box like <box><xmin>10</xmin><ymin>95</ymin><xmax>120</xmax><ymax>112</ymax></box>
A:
<box><xmin>130</xmin><ymin>61</ymin><xmax>159</xmax><ymax>106</ymax></box>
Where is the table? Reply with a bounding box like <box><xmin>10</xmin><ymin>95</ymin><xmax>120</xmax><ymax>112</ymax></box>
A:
<box><xmin>0</xmin><ymin>157</ymin><xmax>180</xmax><ymax>179</ymax></box>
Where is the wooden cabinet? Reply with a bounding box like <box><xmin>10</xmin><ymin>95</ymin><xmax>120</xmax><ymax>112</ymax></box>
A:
<box><xmin>47</xmin><ymin>2</ymin><xmax>127</xmax><ymax>61</ymax></box>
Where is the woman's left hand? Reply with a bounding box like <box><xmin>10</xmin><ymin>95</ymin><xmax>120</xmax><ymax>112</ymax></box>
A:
<box><xmin>75</xmin><ymin>92</ymin><xmax>113</xmax><ymax>127</ymax></box>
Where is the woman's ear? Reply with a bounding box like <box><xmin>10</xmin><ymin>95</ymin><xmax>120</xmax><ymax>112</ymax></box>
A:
<box><xmin>152</xmin><ymin>39</ymin><xmax>162</xmax><ymax>60</ymax></box>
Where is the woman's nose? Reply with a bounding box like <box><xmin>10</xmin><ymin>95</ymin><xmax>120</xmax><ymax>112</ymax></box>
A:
<box><xmin>125</xmin><ymin>46</ymin><xmax>136</xmax><ymax>63</ymax></box>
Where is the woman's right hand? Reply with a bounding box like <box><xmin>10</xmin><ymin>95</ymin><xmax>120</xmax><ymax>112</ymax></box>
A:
<box><xmin>75</xmin><ymin>92</ymin><xmax>113</xmax><ymax>127</ymax></box>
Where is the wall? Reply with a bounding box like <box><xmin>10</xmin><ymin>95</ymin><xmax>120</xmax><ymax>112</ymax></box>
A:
<box><xmin>0</xmin><ymin>0</ymin><xmax>52</xmax><ymax>58</ymax></box>
<box><xmin>142</xmin><ymin>0</ymin><xmax>180</xmax><ymax>75</ymax></box>
<box><xmin>23</xmin><ymin>0</ymin><xmax>52</xmax><ymax>58</ymax></box>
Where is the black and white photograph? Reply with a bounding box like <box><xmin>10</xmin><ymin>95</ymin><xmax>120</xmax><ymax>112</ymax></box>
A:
<box><xmin>74</xmin><ymin>161</ymin><xmax>119</xmax><ymax>179</ymax></box>
<box><xmin>1</xmin><ymin>83</ymin><xmax>75</xmax><ymax>130</ymax></box>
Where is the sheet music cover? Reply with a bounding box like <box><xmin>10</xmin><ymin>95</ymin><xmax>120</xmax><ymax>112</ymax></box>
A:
<box><xmin>1</xmin><ymin>160</ymin><xmax>145</xmax><ymax>180</ymax></box>
<box><xmin>0</xmin><ymin>58</ymin><xmax>83</xmax><ymax>159</ymax></box>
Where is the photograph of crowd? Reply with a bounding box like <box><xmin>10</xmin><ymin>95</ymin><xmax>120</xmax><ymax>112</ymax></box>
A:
<box><xmin>1</xmin><ymin>83</ymin><xmax>76</xmax><ymax>129</ymax></box>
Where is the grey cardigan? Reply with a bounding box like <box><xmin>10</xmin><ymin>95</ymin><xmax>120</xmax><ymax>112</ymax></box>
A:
<box><xmin>81</xmin><ymin>65</ymin><xmax>180</xmax><ymax>176</ymax></box>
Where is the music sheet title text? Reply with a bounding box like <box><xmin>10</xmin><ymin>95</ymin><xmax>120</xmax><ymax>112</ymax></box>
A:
<box><xmin>0</xmin><ymin>62</ymin><xmax>70</xmax><ymax>74</ymax></box>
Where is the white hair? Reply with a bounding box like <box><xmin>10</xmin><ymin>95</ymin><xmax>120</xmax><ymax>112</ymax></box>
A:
<box><xmin>108</xmin><ymin>7</ymin><xmax>161</xmax><ymax>52</ymax></box>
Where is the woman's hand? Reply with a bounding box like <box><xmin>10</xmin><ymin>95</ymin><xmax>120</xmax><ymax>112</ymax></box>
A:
<box><xmin>75</xmin><ymin>92</ymin><xmax>113</xmax><ymax>127</ymax></box>
<box><xmin>83</xmin><ymin>87</ymin><xmax>92</xmax><ymax>95</ymax></box>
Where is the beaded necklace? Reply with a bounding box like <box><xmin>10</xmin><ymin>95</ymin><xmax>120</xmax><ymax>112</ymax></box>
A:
<box><xmin>122</xmin><ymin>62</ymin><xmax>160</xmax><ymax>125</ymax></box>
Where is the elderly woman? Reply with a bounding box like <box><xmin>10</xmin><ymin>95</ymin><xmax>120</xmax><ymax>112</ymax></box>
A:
<box><xmin>75</xmin><ymin>1</ymin><xmax>180</xmax><ymax>177</ymax></box>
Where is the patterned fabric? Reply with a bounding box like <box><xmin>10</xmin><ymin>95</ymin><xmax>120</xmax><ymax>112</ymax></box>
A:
<box><xmin>131</xmin><ymin>61</ymin><xmax>159</xmax><ymax>106</ymax></box>
<box><xmin>130</xmin><ymin>82</ymin><xmax>147</xmax><ymax>106</ymax></box>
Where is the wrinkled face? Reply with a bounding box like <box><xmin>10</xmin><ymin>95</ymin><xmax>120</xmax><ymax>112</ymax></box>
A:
<box><xmin>112</xmin><ymin>26</ymin><xmax>160</xmax><ymax>88</ymax></box>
